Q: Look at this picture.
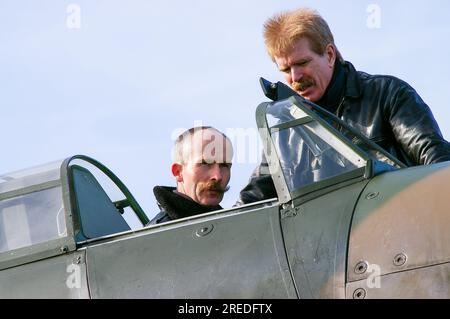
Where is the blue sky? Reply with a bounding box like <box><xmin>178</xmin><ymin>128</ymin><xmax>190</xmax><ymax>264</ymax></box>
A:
<box><xmin>2</xmin><ymin>1</ymin><xmax>450</xmax><ymax>224</ymax></box>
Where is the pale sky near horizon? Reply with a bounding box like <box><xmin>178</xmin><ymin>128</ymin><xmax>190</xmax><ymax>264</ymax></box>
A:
<box><xmin>2</xmin><ymin>1</ymin><xmax>450</xmax><ymax>226</ymax></box>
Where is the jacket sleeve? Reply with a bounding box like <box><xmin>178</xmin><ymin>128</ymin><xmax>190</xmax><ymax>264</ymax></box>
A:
<box><xmin>388</xmin><ymin>79</ymin><xmax>450</xmax><ymax>165</ymax></box>
<box><xmin>236</xmin><ymin>153</ymin><xmax>278</xmax><ymax>206</ymax></box>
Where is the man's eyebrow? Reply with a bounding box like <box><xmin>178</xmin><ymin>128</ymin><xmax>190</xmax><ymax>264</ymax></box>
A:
<box><xmin>291</xmin><ymin>57</ymin><xmax>309</xmax><ymax>64</ymax></box>
<box><xmin>199</xmin><ymin>158</ymin><xmax>217</xmax><ymax>164</ymax></box>
<box><xmin>199</xmin><ymin>158</ymin><xmax>232</xmax><ymax>164</ymax></box>
<box><xmin>280</xmin><ymin>58</ymin><xmax>310</xmax><ymax>71</ymax></box>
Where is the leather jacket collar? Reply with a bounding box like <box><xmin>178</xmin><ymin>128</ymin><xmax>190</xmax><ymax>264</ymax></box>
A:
<box><xmin>153</xmin><ymin>186</ymin><xmax>222</xmax><ymax>220</ymax></box>
<box><xmin>343</xmin><ymin>61</ymin><xmax>363</xmax><ymax>99</ymax></box>
<box><xmin>316</xmin><ymin>60</ymin><xmax>347</xmax><ymax>113</ymax></box>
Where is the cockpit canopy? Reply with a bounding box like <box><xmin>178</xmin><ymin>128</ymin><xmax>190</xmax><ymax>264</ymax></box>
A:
<box><xmin>0</xmin><ymin>156</ymin><xmax>148</xmax><ymax>270</ymax></box>
<box><xmin>0</xmin><ymin>161</ymin><xmax>65</xmax><ymax>253</ymax></box>
<box><xmin>256</xmin><ymin>92</ymin><xmax>404</xmax><ymax>204</ymax></box>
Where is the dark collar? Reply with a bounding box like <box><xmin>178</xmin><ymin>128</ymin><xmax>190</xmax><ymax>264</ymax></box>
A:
<box><xmin>342</xmin><ymin>61</ymin><xmax>362</xmax><ymax>99</ymax></box>
<box><xmin>316</xmin><ymin>60</ymin><xmax>347</xmax><ymax>113</ymax></box>
<box><xmin>153</xmin><ymin>186</ymin><xmax>222</xmax><ymax>220</ymax></box>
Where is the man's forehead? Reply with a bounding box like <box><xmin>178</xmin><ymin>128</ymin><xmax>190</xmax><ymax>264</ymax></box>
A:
<box><xmin>276</xmin><ymin>37</ymin><xmax>314</xmax><ymax>62</ymax></box>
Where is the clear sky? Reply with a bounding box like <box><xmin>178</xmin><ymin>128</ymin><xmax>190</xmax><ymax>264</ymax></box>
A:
<box><xmin>2</xmin><ymin>1</ymin><xmax>450</xmax><ymax>226</ymax></box>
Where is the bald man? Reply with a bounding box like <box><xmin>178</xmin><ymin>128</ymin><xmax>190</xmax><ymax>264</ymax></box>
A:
<box><xmin>148</xmin><ymin>126</ymin><xmax>233</xmax><ymax>225</ymax></box>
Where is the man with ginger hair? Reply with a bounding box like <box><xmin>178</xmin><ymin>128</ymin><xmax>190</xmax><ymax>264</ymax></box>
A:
<box><xmin>149</xmin><ymin>126</ymin><xmax>233</xmax><ymax>225</ymax></box>
<box><xmin>238</xmin><ymin>8</ymin><xmax>450</xmax><ymax>205</ymax></box>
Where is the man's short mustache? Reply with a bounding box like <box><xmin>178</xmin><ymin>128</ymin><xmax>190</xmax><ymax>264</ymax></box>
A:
<box><xmin>292</xmin><ymin>78</ymin><xmax>315</xmax><ymax>91</ymax></box>
<box><xmin>200</xmin><ymin>181</ymin><xmax>230</xmax><ymax>193</ymax></box>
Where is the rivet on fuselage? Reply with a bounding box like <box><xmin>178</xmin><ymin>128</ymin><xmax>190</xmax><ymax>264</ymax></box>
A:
<box><xmin>354</xmin><ymin>261</ymin><xmax>368</xmax><ymax>274</ymax></box>
<box><xmin>365</xmin><ymin>192</ymin><xmax>379</xmax><ymax>200</ymax></box>
<box><xmin>393</xmin><ymin>253</ymin><xmax>407</xmax><ymax>266</ymax></box>
<box><xmin>195</xmin><ymin>225</ymin><xmax>214</xmax><ymax>238</ymax></box>
<box><xmin>353</xmin><ymin>288</ymin><xmax>366</xmax><ymax>299</ymax></box>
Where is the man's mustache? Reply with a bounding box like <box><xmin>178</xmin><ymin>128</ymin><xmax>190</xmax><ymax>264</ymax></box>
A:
<box><xmin>292</xmin><ymin>77</ymin><xmax>315</xmax><ymax>92</ymax></box>
<box><xmin>199</xmin><ymin>181</ymin><xmax>230</xmax><ymax>194</ymax></box>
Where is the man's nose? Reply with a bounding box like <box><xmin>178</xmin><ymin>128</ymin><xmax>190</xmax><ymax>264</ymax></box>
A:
<box><xmin>291</xmin><ymin>66</ymin><xmax>303</xmax><ymax>83</ymax></box>
<box><xmin>209</xmin><ymin>164</ymin><xmax>223</xmax><ymax>181</ymax></box>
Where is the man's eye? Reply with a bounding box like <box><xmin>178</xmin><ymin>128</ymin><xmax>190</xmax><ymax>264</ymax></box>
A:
<box><xmin>220</xmin><ymin>163</ymin><xmax>232</xmax><ymax>168</ymax></box>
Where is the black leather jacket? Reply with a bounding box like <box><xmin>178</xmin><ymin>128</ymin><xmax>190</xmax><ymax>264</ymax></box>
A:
<box><xmin>148</xmin><ymin>186</ymin><xmax>222</xmax><ymax>225</ymax></box>
<box><xmin>238</xmin><ymin>61</ymin><xmax>450</xmax><ymax>205</ymax></box>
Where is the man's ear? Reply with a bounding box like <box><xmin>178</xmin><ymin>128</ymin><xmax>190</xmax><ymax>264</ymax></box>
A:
<box><xmin>171</xmin><ymin>163</ymin><xmax>183</xmax><ymax>182</ymax></box>
<box><xmin>326</xmin><ymin>44</ymin><xmax>336</xmax><ymax>67</ymax></box>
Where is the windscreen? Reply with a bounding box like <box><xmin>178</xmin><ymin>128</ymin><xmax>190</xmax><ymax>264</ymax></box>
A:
<box><xmin>266</xmin><ymin>101</ymin><xmax>366</xmax><ymax>192</ymax></box>
<box><xmin>0</xmin><ymin>186</ymin><xmax>66</xmax><ymax>253</ymax></box>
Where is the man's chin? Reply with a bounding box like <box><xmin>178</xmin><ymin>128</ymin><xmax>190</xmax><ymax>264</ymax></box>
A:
<box><xmin>200</xmin><ymin>196</ymin><xmax>222</xmax><ymax>207</ymax></box>
<box><xmin>296</xmin><ymin>88</ymin><xmax>311</xmax><ymax>99</ymax></box>
<box><xmin>294</xmin><ymin>87</ymin><xmax>320</xmax><ymax>102</ymax></box>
